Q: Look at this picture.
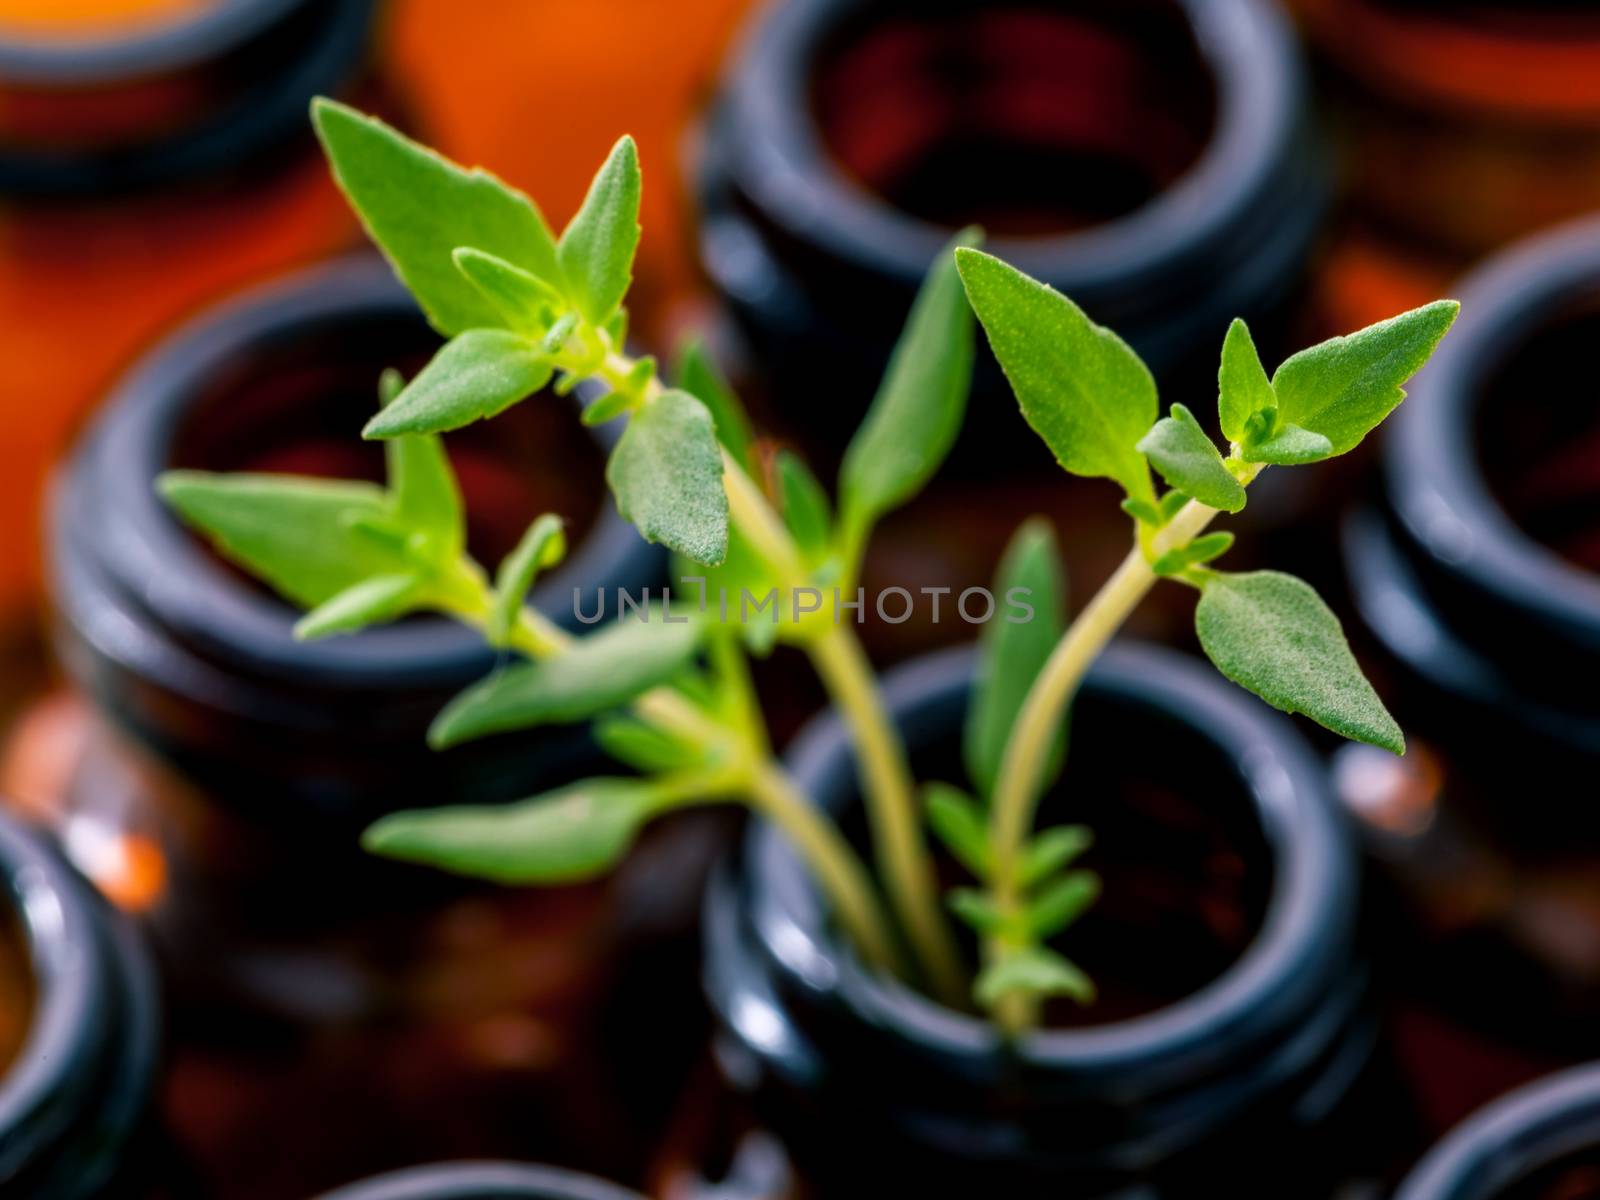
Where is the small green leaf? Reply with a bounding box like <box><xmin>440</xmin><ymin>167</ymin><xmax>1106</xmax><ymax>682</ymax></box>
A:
<box><xmin>580</xmin><ymin>388</ymin><xmax>636</xmax><ymax>427</ymax></box>
<box><xmin>1270</xmin><ymin>300</ymin><xmax>1460</xmax><ymax>457</ymax></box>
<box><xmin>487</xmin><ymin>514</ymin><xmax>566</xmax><ymax>645</ymax></box>
<box><xmin>430</xmin><ymin>612</ymin><xmax>704</xmax><ymax>747</ymax></box>
<box><xmin>1027</xmin><ymin>871</ymin><xmax>1100</xmax><ymax>938</ymax></box>
<box><xmin>365</xmin><ymin>330</ymin><xmax>553</xmax><ymax>439</ymax></box>
<box><xmin>947</xmin><ymin>888</ymin><xmax>1006</xmax><ymax>935</ymax></box>
<box><xmin>294</xmin><ymin>573</ymin><xmax>422</xmax><ymax>640</ymax></box>
<box><xmin>1158</xmin><ymin>490</ymin><xmax>1191</xmax><ymax>522</ymax></box>
<box><xmin>956</xmin><ymin>248</ymin><xmax>1156</xmax><ymax>503</ymax></box>
<box><xmin>1240</xmin><ymin>424</ymin><xmax>1333</xmax><ymax>466</ymax></box>
<box><xmin>311</xmin><ymin>99</ymin><xmax>560</xmax><ymax>335</ymax></box>
<box><xmin>676</xmin><ymin>530</ymin><xmax>778</xmax><ymax>656</ymax></box>
<box><xmin>675</xmin><ymin>338</ymin><xmax>753</xmax><ymax>473</ymax></box>
<box><xmin>1120</xmin><ymin>497</ymin><xmax>1162</xmax><ymax>526</ymax></box>
<box><xmin>557</xmin><ymin>135</ymin><xmax>641</xmax><ymax>326</ymax></box>
<box><xmin>386</xmin><ymin>439</ymin><xmax>462</xmax><ymax>559</ymax></box>
<box><xmin>976</xmin><ymin>945</ymin><xmax>1095</xmax><ymax>1008</ymax></box>
<box><xmin>606</xmin><ymin>388</ymin><xmax>729</xmax><ymax>565</ymax></box>
<box><xmin>1136</xmin><ymin>403</ymin><xmax>1246</xmax><ymax>514</ymax></box>
<box><xmin>966</xmin><ymin>518</ymin><xmax>1067</xmax><ymax>799</ymax></box>
<box><xmin>592</xmin><ymin>715</ymin><xmax>705</xmax><ymax>773</ymax></box>
<box><xmin>362</xmin><ymin>778</ymin><xmax>656</xmax><ymax>884</ymax></box>
<box><xmin>158</xmin><ymin>472</ymin><xmax>399</xmax><ymax>608</ymax></box>
<box><xmin>1217</xmin><ymin>318</ymin><xmax>1276</xmax><ymax>445</ymax></box>
<box><xmin>1021</xmin><ymin>825</ymin><xmax>1092</xmax><ymax>887</ymax></box>
<box><xmin>776</xmin><ymin>450</ymin><xmax>832</xmax><ymax>563</ymax></box>
<box><xmin>839</xmin><ymin>229</ymin><xmax>978</xmax><ymax>546</ymax></box>
<box><xmin>924</xmin><ymin>783</ymin><xmax>991</xmax><ymax>880</ymax></box>
<box><xmin>453</xmin><ymin>247</ymin><xmax>559</xmax><ymax>334</ymax></box>
<box><xmin>1151</xmin><ymin>531</ymin><xmax>1235</xmax><ymax>577</ymax></box>
<box><xmin>1196</xmin><ymin>570</ymin><xmax>1404</xmax><ymax>754</ymax></box>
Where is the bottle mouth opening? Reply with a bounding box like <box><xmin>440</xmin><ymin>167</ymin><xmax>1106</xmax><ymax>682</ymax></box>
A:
<box><xmin>809</xmin><ymin>1</ymin><xmax>1216</xmax><ymax>240</ymax></box>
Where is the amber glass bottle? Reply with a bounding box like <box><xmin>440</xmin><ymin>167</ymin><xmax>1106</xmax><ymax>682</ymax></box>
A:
<box><xmin>0</xmin><ymin>0</ymin><xmax>377</xmax><ymax>633</ymax></box>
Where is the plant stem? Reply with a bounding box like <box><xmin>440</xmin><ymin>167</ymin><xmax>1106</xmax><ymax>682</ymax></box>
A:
<box><xmin>808</xmin><ymin>624</ymin><xmax>966</xmax><ymax>1005</ymax></box>
<box><xmin>985</xmin><ymin>483</ymin><xmax>1257</xmax><ymax>1035</ymax></box>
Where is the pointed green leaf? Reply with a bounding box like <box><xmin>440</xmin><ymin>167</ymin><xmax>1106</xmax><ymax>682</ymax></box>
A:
<box><xmin>776</xmin><ymin>450</ymin><xmax>832</xmax><ymax>563</ymax></box>
<box><xmin>1240</xmin><ymin>424</ymin><xmax>1334</xmax><ymax>466</ymax></box>
<box><xmin>386</xmin><ymin>436</ymin><xmax>462</xmax><ymax>556</ymax></box>
<box><xmin>362</xmin><ymin>778</ymin><xmax>656</xmax><ymax>884</ymax></box>
<box><xmin>606</xmin><ymin>388</ymin><xmax>729</xmax><ymax>565</ymax></box>
<box><xmin>839</xmin><ymin>230</ymin><xmax>978</xmax><ymax>545</ymax></box>
<box><xmin>956</xmin><ymin>248</ymin><xmax>1156</xmax><ymax>503</ymax></box>
<box><xmin>1270</xmin><ymin>300</ymin><xmax>1460</xmax><ymax>456</ymax></box>
<box><xmin>924</xmin><ymin>782</ymin><xmax>991</xmax><ymax>880</ymax></box>
<box><xmin>1136</xmin><ymin>403</ymin><xmax>1245</xmax><ymax>513</ymax></box>
<box><xmin>592</xmin><ymin>715</ymin><xmax>705</xmax><ymax>773</ymax></box>
<box><xmin>1151</xmin><ymin>531</ymin><xmax>1234</xmax><ymax>577</ymax></box>
<box><xmin>976</xmin><ymin>945</ymin><xmax>1095</xmax><ymax>1008</ymax></box>
<box><xmin>1196</xmin><ymin>570</ymin><xmax>1404</xmax><ymax>753</ymax></box>
<box><xmin>365</xmin><ymin>330</ymin><xmax>553</xmax><ymax>439</ymax></box>
<box><xmin>311</xmin><ymin>99</ymin><xmax>560</xmax><ymax>335</ymax></box>
<box><xmin>675</xmin><ymin>338</ymin><xmax>753</xmax><ymax>473</ymax></box>
<box><xmin>430</xmin><ymin>612</ymin><xmax>704</xmax><ymax>747</ymax></box>
<box><xmin>1021</xmin><ymin>825</ymin><xmax>1093</xmax><ymax>887</ymax></box>
<box><xmin>947</xmin><ymin>888</ymin><xmax>1006</xmax><ymax>935</ymax></box>
<box><xmin>1158</xmin><ymin>490</ymin><xmax>1191</xmax><ymax>522</ymax></box>
<box><xmin>1027</xmin><ymin>871</ymin><xmax>1100</xmax><ymax>938</ymax></box>
<box><xmin>966</xmin><ymin>518</ymin><xmax>1067</xmax><ymax>798</ymax></box>
<box><xmin>158</xmin><ymin>472</ymin><xmax>400</xmax><ymax>608</ymax></box>
<box><xmin>295</xmin><ymin>573</ymin><xmax>422</xmax><ymax>640</ymax></box>
<box><xmin>1217</xmin><ymin>318</ymin><xmax>1276</xmax><ymax>444</ymax></box>
<box><xmin>487</xmin><ymin>514</ymin><xmax>566</xmax><ymax>645</ymax></box>
<box><xmin>453</xmin><ymin>247</ymin><xmax>560</xmax><ymax>334</ymax></box>
<box><xmin>558</xmin><ymin>135</ymin><xmax>641</xmax><ymax>326</ymax></box>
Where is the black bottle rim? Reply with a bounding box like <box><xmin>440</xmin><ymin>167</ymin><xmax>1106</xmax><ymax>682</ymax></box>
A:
<box><xmin>705</xmin><ymin>0</ymin><xmax>1314</xmax><ymax>314</ymax></box>
<box><xmin>313</xmin><ymin>1161</ymin><xmax>646</xmax><ymax>1200</ymax></box>
<box><xmin>0</xmin><ymin>813</ymin><xmax>159</xmax><ymax>1198</ymax></box>
<box><xmin>1383</xmin><ymin>213</ymin><xmax>1600</xmax><ymax>663</ymax></box>
<box><xmin>51</xmin><ymin>255</ymin><xmax>655</xmax><ymax>708</ymax></box>
<box><xmin>1395</xmin><ymin>1062</ymin><xmax>1600</xmax><ymax>1200</ymax></box>
<box><xmin>0</xmin><ymin>0</ymin><xmax>374</xmax><ymax>197</ymax></box>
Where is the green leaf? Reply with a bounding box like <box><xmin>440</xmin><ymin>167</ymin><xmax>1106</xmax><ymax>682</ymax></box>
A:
<box><xmin>956</xmin><ymin>248</ymin><xmax>1156</xmax><ymax>503</ymax></box>
<box><xmin>1240</xmin><ymin>424</ymin><xmax>1333</xmax><ymax>466</ymax></box>
<box><xmin>386</xmin><ymin>438</ymin><xmax>462</xmax><ymax>557</ymax></box>
<box><xmin>776</xmin><ymin>450</ymin><xmax>832</xmax><ymax>563</ymax></box>
<box><xmin>362</xmin><ymin>778</ymin><xmax>656</xmax><ymax>884</ymax></box>
<box><xmin>1158</xmin><ymin>490</ymin><xmax>1191</xmax><ymax>522</ymax></box>
<box><xmin>1151</xmin><ymin>531</ymin><xmax>1234</xmax><ymax>577</ymax></box>
<box><xmin>1136</xmin><ymin>403</ymin><xmax>1246</xmax><ymax>514</ymax></box>
<box><xmin>1027</xmin><ymin>871</ymin><xmax>1100</xmax><ymax>938</ymax></box>
<box><xmin>557</xmin><ymin>135</ymin><xmax>641</xmax><ymax>326</ymax></box>
<box><xmin>1021</xmin><ymin>825</ymin><xmax>1093</xmax><ymax>887</ymax></box>
<box><xmin>580</xmin><ymin>387</ymin><xmax>636</xmax><ymax>427</ymax></box>
<box><xmin>924</xmin><ymin>783</ymin><xmax>991</xmax><ymax>880</ymax></box>
<box><xmin>158</xmin><ymin>472</ymin><xmax>400</xmax><ymax>609</ymax></box>
<box><xmin>966</xmin><ymin>518</ymin><xmax>1066</xmax><ymax>799</ymax></box>
<box><xmin>592</xmin><ymin>715</ymin><xmax>705</xmax><ymax>773</ymax></box>
<box><xmin>1270</xmin><ymin>300</ymin><xmax>1460</xmax><ymax>457</ymax></box>
<box><xmin>365</xmin><ymin>330</ymin><xmax>553</xmax><ymax>439</ymax></box>
<box><xmin>311</xmin><ymin>99</ymin><xmax>560</xmax><ymax>335</ymax></box>
<box><xmin>453</xmin><ymin>247</ymin><xmax>559</xmax><ymax>334</ymax></box>
<box><xmin>976</xmin><ymin>946</ymin><xmax>1095</xmax><ymax>1008</ymax></box>
<box><xmin>675</xmin><ymin>338</ymin><xmax>753</xmax><ymax>473</ymax></box>
<box><xmin>1120</xmin><ymin>497</ymin><xmax>1162</xmax><ymax>526</ymax></box>
<box><xmin>839</xmin><ymin>229</ymin><xmax>978</xmax><ymax>544</ymax></box>
<box><xmin>675</xmin><ymin>530</ymin><xmax>778</xmax><ymax>656</ymax></box>
<box><xmin>947</xmin><ymin>888</ymin><xmax>1006</xmax><ymax>935</ymax></box>
<box><xmin>1195</xmin><ymin>571</ymin><xmax>1404</xmax><ymax>754</ymax></box>
<box><xmin>1217</xmin><ymin>318</ymin><xmax>1276</xmax><ymax>445</ymax></box>
<box><xmin>430</xmin><ymin>612</ymin><xmax>704</xmax><ymax>747</ymax></box>
<box><xmin>487</xmin><ymin>514</ymin><xmax>566</xmax><ymax>645</ymax></box>
<box><xmin>606</xmin><ymin>388</ymin><xmax>729</xmax><ymax>565</ymax></box>
<box><xmin>295</xmin><ymin>573</ymin><xmax>422</xmax><ymax>640</ymax></box>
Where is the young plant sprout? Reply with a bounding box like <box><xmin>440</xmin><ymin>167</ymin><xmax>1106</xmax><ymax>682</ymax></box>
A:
<box><xmin>159</xmin><ymin>101</ymin><xmax>1458</xmax><ymax>1035</ymax></box>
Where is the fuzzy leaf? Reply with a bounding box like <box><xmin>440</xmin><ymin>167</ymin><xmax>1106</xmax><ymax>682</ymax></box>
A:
<box><xmin>363</xmin><ymin>778</ymin><xmax>656</xmax><ymax>884</ymax></box>
<box><xmin>1151</xmin><ymin>531</ymin><xmax>1235</xmax><ymax>577</ymax></box>
<box><xmin>487</xmin><ymin>514</ymin><xmax>566</xmax><ymax>645</ymax></box>
<box><xmin>1270</xmin><ymin>300</ymin><xmax>1460</xmax><ymax>457</ymax></box>
<box><xmin>839</xmin><ymin>230</ymin><xmax>977</xmax><ymax>543</ymax></box>
<box><xmin>675</xmin><ymin>339</ymin><xmax>753</xmax><ymax>473</ymax></box>
<box><xmin>295</xmin><ymin>573</ymin><xmax>422</xmax><ymax>640</ymax></box>
<box><xmin>924</xmin><ymin>783</ymin><xmax>991</xmax><ymax>880</ymax></box>
<box><xmin>312</xmin><ymin>100</ymin><xmax>560</xmax><ymax>335</ymax></box>
<box><xmin>1136</xmin><ymin>403</ymin><xmax>1246</xmax><ymax>513</ymax></box>
<box><xmin>365</xmin><ymin>330</ymin><xmax>552</xmax><ymax>438</ymax></box>
<box><xmin>558</xmin><ymin>136</ymin><xmax>641</xmax><ymax>326</ymax></box>
<box><xmin>1217</xmin><ymin>318</ymin><xmax>1276</xmax><ymax>445</ymax></box>
<box><xmin>956</xmin><ymin>248</ymin><xmax>1156</xmax><ymax>503</ymax></box>
<box><xmin>606</xmin><ymin>388</ymin><xmax>729</xmax><ymax>565</ymax></box>
<box><xmin>430</xmin><ymin>612</ymin><xmax>704</xmax><ymax>747</ymax></box>
<box><xmin>1196</xmin><ymin>571</ymin><xmax>1404</xmax><ymax>754</ymax></box>
<box><xmin>976</xmin><ymin>946</ymin><xmax>1095</xmax><ymax>1008</ymax></box>
<box><xmin>966</xmin><ymin>518</ymin><xmax>1067</xmax><ymax>798</ymax></box>
<box><xmin>1240</xmin><ymin>424</ymin><xmax>1333</xmax><ymax>466</ymax></box>
<box><xmin>453</xmin><ymin>247</ymin><xmax>559</xmax><ymax>334</ymax></box>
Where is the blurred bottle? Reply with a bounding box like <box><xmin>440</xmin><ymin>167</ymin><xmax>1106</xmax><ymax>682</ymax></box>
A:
<box><xmin>1337</xmin><ymin>217</ymin><xmax>1600</xmax><ymax>1138</ymax></box>
<box><xmin>0</xmin><ymin>0</ymin><xmax>379</xmax><ymax>638</ymax></box>
<box><xmin>1292</xmin><ymin>0</ymin><xmax>1600</xmax><ymax>333</ymax></box>
<box><xmin>1</xmin><ymin>262</ymin><xmax>718</xmax><ymax>1200</ymax></box>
